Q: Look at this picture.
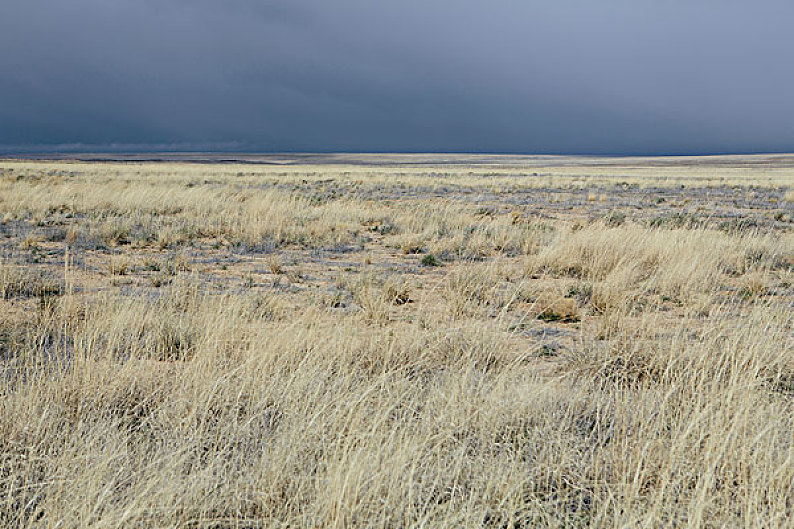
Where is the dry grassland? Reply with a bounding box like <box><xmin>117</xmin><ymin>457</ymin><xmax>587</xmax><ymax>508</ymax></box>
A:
<box><xmin>0</xmin><ymin>156</ymin><xmax>792</xmax><ymax>527</ymax></box>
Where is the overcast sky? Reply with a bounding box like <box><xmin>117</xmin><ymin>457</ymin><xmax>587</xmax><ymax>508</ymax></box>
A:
<box><xmin>1</xmin><ymin>0</ymin><xmax>793</xmax><ymax>154</ymax></box>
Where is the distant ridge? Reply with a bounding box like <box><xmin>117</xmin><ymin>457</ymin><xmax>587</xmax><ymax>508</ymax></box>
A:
<box><xmin>5</xmin><ymin>152</ymin><xmax>794</xmax><ymax>168</ymax></box>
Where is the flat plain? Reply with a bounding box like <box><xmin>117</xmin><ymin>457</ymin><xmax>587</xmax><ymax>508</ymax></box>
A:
<box><xmin>1</xmin><ymin>154</ymin><xmax>793</xmax><ymax>527</ymax></box>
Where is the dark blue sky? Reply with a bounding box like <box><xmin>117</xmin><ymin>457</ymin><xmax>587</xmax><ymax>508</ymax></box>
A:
<box><xmin>1</xmin><ymin>0</ymin><xmax>793</xmax><ymax>154</ymax></box>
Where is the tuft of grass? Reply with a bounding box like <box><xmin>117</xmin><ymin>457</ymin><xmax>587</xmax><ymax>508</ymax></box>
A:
<box><xmin>602</xmin><ymin>210</ymin><xmax>626</xmax><ymax>227</ymax></box>
<box><xmin>107</xmin><ymin>255</ymin><xmax>131</xmax><ymax>276</ymax></box>
<box><xmin>646</xmin><ymin>212</ymin><xmax>701</xmax><ymax>229</ymax></box>
<box><xmin>1</xmin><ymin>259</ymin><xmax>62</xmax><ymax>299</ymax></box>
<box><xmin>400</xmin><ymin>240</ymin><xmax>425</xmax><ymax>255</ymax></box>
<box><xmin>535</xmin><ymin>296</ymin><xmax>581</xmax><ymax>323</ymax></box>
<box><xmin>420</xmin><ymin>253</ymin><xmax>440</xmax><ymax>267</ymax></box>
<box><xmin>267</xmin><ymin>255</ymin><xmax>284</xmax><ymax>275</ymax></box>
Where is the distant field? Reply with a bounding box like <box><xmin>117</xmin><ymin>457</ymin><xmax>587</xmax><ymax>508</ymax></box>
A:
<box><xmin>0</xmin><ymin>156</ymin><xmax>792</xmax><ymax>527</ymax></box>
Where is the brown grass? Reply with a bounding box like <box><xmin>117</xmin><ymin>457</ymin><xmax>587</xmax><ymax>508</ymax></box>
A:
<box><xmin>0</xmin><ymin>158</ymin><xmax>792</xmax><ymax>527</ymax></box>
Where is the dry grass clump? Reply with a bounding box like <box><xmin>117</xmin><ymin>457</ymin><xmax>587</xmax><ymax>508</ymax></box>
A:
<box><xmin>532</xmin><ymin>225</ymin><xmax>791</xmax><ymax>302</ymax></box>
<box><xmin>533</xmin><ymin>293</ymin><xmax>581</xmax><ymax>323</ymax></box>
<box><xmin>67</xmin><ymin>278</ymin><xmax>286</xmax><ymax>363</ymax></box>
<box><xmin>393</xmin><ymin>202</ymin><xmax>553</xmax><ymax>259</ymax></box>
<box><xmin>0</xmin><ymin>259</ymin><xmax>62</xmax><ymax>299</ymax></box>
<box><xmin>442</xmin><ymin>262</ymin><xmax>520</xmax><ymax>318</ymax></box>
<box><xmin>342</xmin><ymin>272</ymin><xmax>413</xmax><ymax>324</ymax></box>
<box><xmin>2</xmin><ymin>175</ymin><xmax>384</xmax><ymax>251</ymax></box>
<box><xmin>107</xmin><ymin>254</ymin><xmax>132</xmax><ymax>276</ymax></box>
<box><xmin>0</xmin><ymin>159</ymin><xmax>792</xmax><ymax>526</ymax></box>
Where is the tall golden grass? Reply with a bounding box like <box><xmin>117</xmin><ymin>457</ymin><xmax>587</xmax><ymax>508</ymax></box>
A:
<box><xmin>0</xmin><ymin>160</ymin><xmax>792</xmax><ymax>527</ymax></box>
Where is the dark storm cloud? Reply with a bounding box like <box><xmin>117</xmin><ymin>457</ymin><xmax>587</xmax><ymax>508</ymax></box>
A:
<box><xmin>1</xmin><ymin>0</ymin><xmax>793</xmax><ymax>154</ymax></box>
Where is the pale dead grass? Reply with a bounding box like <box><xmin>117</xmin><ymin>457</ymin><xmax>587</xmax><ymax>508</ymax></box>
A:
<box><xmin>0</xmin><ymin>159</ymin><xmax>792</xmax><ymax>527</ymax></box>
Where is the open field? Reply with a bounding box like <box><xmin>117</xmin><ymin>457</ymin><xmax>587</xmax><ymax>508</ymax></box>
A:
<box><xmin>0</xmin><ymin>155</ymin><xmax>793</xmax><ymax>527</ymax></box>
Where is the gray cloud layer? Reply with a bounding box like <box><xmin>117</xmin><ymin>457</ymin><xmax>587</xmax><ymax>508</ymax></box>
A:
<box><xmin>1</xmin><ymin>0</ymin><xmax>793</xmax><ymax>154</ymax></box>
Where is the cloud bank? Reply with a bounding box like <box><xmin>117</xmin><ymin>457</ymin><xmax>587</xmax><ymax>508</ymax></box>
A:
<box><xmin>1</xmin><ymin>0</ymin><xmax>793</xmax><ymax>154</ymax></box>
